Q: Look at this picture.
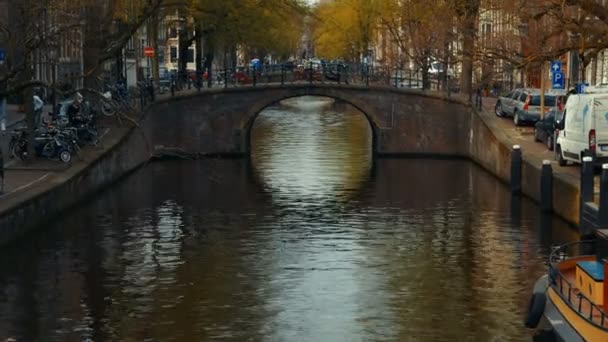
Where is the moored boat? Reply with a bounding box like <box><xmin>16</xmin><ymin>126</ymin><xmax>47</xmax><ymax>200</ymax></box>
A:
<box><xmin>527</xmin><ymin>230</ymin><xmax>608</xmax><ymax>341</ymax></box>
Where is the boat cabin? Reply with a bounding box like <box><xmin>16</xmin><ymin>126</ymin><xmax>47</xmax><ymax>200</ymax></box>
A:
<box><xmin>574</xmin><ymin>230</ymin><xmax>608</xmax><ymax>307</ymax></box>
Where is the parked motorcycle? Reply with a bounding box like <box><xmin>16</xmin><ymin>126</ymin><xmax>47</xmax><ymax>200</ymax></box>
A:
<box><xmin>9</xmin><ymin>125</ymin><xmax>78</xmax><ymax>163</ymax></box>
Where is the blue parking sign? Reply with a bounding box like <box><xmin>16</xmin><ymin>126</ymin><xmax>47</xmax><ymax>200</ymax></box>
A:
<box><xmin>0</xmin><ymin>49</ymin><xmax>5</xmax><ymax>63</ymax></box>
<box><xmin>552</xmin><ymin>71</ymin><xmax>564</xmax><ymax>89</ymax></box>
<box><xmin>550</xmin><ymin>61</ymin><xmax>562</xmax><ymax>73</ymax></box>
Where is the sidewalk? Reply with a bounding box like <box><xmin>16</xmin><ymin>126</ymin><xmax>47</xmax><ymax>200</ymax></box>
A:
<box><xmin>0</xmin><ymin>88</ymin><xmax>199</xmax><ymax>200</ymax></box>
<box><xmin>3</xmin><ymin>104</ymin><xmax>56</xmax><ymax>128</ymax></box>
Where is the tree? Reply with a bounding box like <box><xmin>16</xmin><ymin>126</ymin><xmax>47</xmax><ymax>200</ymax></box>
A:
<box><xmin>0</xmin><ymin>0</ymin><xmax>166</xmax><ymax>159</ymax></box>
<box><xmin>380</xmin><ymin>0</ymin><xmax>456</xmax><ymax>90</ymax></box>
<box><xmin>454</xmin><ymin>0</ymin><xmax>481</xmax><ymax>99</ymax></box>
<box><xmin>312</xmin><ymin>0</ymin><xmax>382</xmax><ymax>63</ymax></box>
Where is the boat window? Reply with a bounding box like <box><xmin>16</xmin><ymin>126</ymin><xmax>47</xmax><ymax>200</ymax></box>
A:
<box><xmin>580</xmin><ymin>276</ymin><xmax>583</xmax><ymax>285</ymax></box>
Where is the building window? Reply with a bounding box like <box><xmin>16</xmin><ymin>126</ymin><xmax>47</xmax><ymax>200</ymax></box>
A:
<box><xmin>187</xmin><ymin>48</ymin><xmax>194</xmax><ymax>63</ymax></box>
<box><xmin>170</xmin><ymin>47</ymin><xmax>177</xmax><ymax>63</ymax></box>
<box><xmin>168</xmin><ymin>27</ymin><xmax>177</xmax><ymax>39</ymax></box>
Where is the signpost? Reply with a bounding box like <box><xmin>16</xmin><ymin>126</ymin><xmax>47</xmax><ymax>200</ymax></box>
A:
<box><xmin>550</xmin><ymin>61</ymin><xmax>562</xmax><ymax>74</ymax></box>
<box><xmin>552</xmin><ymin>71</ymin><xmax>565</xmax><ymax>90</ymax></box>
<box><xmin>144</xmin><ymin>47</ymin><xmax>155</xmax><ymax>57</ymax></box>
<box><xmin>144</xmin><ymin>47</ymin><xmax>154</xmax><ymax>79</ymax></box>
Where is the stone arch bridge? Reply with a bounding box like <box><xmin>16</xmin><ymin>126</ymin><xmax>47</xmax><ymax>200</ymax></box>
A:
<box><xmin>141</xmin><ymin>84</ymin><xmax>472</xmax><ymax>157</ymax></box>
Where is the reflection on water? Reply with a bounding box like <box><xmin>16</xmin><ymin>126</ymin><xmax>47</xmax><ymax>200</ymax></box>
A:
<box><xmin>0</xmin><ymin>96</ymin><xmax>576</xmax><ymax>341</ymax></box>
<box><xmin>251</xmin><ymin>97</ymin><xmax>373</xmax><ymax>203</ymax></box>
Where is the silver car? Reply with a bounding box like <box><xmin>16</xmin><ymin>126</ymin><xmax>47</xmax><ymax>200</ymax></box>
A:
<box><xmin>495</xmin><ymin>88</ymin><xmax>560</xmax><ymax>126</ymax></box>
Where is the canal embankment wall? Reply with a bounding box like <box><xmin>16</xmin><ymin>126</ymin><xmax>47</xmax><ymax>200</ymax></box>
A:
<box><xmin>0</xmin><ymin>86</ymin><xmax>581</xmax><ymax>245</ymax></box>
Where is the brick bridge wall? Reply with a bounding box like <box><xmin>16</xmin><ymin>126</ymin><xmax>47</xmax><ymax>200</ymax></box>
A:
<box><xmin>141</xmin><ymin>84</ymin><xmax>472</xmax><ymax>157</ymax></box>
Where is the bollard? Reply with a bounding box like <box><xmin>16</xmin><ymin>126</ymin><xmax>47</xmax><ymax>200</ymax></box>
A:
<box><xmin>281</xmin><ymin>65</ymin><xmax>285</xmax><ymax>86</ymax></box>
<box><xmin>366</xmin><ymin>64</ymin><xmax>370</xmax><ymax>87</ymax></box>
<box><xmin>600</xmin><ymin>164</ymin><xmax>608</xmax><ymax>226</ymax></box>
<box><xmin>253</xmin><ymin>69</ymin><xmax>257</xmax><ymax>87</ymax></box>
<box><xmin>581</xmin><ymin>156</ymin><xmax>594</xmax><ymax>203</ymax></box>
<box><xmin>511</xmin><ymin>145</ymin><xmax>522</xmax><ymax>195</ymax></box>
<box><xmin>540</xmin><ymin>160</ymin><xmax>553</xmax><ymax>212</ymax></box>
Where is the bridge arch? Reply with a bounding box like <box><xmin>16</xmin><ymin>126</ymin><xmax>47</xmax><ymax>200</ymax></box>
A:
<box><xmin>242</xmin><ymin>91</ymin><xmax>379</xmax><ymax>155</ymax></box>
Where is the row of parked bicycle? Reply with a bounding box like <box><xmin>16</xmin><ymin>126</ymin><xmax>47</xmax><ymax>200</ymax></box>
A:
<box><xmin>7</xmin><ymin>83</ymin><xmax>134</xmax><ymax>164</ymax></box>
<box><xmin>495</xmin><ymin>85</ymin><xmax>608</xmax><ymax>167</ymax></box>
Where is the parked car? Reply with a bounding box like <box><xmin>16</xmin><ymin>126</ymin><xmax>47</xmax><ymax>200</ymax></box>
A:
<box><xmin>534</xmin><ymin>109</ymin><xmax>562</xmax><ymax>150</ymax></box>
<box><xmin>555</xmin><ymin>86</ymin><xmax>608</xmax><ymax>166</ymax></box>
<box><xmin>495</xmin><ymin>88</ymin><xmax>559</xmax><ymax>126</ymax></box>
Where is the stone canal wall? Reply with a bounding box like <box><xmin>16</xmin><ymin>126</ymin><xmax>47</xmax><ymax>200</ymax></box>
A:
<box><xmin>466</xmin><ymin>103</ymin><xmax>580</xmax><ymax>225</ymax></box>
<box><xmin>0</xmin><ymin>86</ymin><xmax>581</xmax><ymax>244</ymax></box>
<box><xmin>0</xmin><ymin>125</ymin><xmax>152</xmax><ymax>245</ymax></box>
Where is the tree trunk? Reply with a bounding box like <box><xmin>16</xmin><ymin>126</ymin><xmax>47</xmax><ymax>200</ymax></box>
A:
<box><xmin>458</xmin><ymin>0</ymin><xmax>480</xmax><ymax>102</ymax></box>
<box><xmin>204</xmin><ymin>52</ymin><xmax>214</xmax><ymax>88</ymax></box>
<box><xmin>23</xmin><ymin>57</ymin><xmax>35</xmax><ymax>160</ymax></box>
<box><xmin>82</xmin><ymin>2</ymin><xmax>105</xmax><ymax>90</ymax></box>
<box><xmin>195</xmin><ymin>24</ymin><xmax>203</xmax><ymax>84</ymax></box>
<box><xmin>203</xmin><ymin>36</ymin><xmax>215</xmax><ymax>88</ymax></box>
<box><xmin>149</xmin><ymin>11</ymin><xmax>160</xmax><ymax>86</ymax></box>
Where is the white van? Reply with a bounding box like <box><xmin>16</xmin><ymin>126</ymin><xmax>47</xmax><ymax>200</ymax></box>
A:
<box><xmin>556</xmin><ymin>86</ymin><xmax>608</xmax><ymax>166</ymax></box>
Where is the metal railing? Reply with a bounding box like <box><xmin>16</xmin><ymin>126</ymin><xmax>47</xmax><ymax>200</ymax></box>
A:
<box><xmin>549</xmin><ymin>240</ymin><xmax>608</xmax><ymax>329</ymax></box>
<box><xmin>162</xmin><ymin>62</ymin><xmax>456</xmax><ymax>93</ymax></box>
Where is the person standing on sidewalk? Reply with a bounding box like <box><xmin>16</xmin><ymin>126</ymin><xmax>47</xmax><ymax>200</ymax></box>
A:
<box><xmin>33</xmin><ymin>92</ymin><xmax>44</xmax><ymax>128</ymax></box>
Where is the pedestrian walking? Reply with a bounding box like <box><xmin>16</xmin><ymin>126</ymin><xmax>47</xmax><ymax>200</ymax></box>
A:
<box><xmin>475</xmin><ymin>87</ymin><xmax>482</xmax><ymax>110</ymax></box>
<box><xmin>170</xmin><ymin>74</ymin><xmax>176</xmax><ymax>96</ymax></box>
<box><xmin>148</xmin><ymin>77</ymin><xmax>155</xmax><ymax>102</ymax></box>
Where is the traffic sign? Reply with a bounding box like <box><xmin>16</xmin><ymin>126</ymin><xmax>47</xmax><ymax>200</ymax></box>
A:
<box><xmin>144</xmin><ymin>47</ymin><xmax>155</xmax><ymax>57</ymax></box>
<box><xmin>0</xmin><ymin>49</ymin><xmax>5</xmax><ymax>64</ymax></box>
<box><xmin>552</xmin><ymin>71</ymin><xmax>565</xmax><ymax>89</ymax></box>
<box><xmin>550</xmin><ymin>61</ymin><xmax>562</xmax><ymax>73</ymax></box>
<box><xmin>577</xmin><ymin>83</ymin><xmax>589</xmax><ymax>94</ymax></box>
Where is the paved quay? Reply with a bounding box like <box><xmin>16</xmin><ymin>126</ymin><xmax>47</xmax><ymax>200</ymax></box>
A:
<box><xmin>477</xmin><ymin>96</ymin><xmax>597</xmax><ymax>201</ymax></box>
<box><xmin>0</xmin><ymin>88</ymin><xmax>198</xmax><ymax>214</ymax></box>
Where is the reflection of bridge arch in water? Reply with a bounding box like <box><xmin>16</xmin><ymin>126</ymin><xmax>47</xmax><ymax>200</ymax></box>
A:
<box><xmin>250</xmin><ymin>96</ymin><xmax>373</xmax><ymax>204</ymax></box>
<box><xmin>243</xmin><ymin>92</ymin><xmax>379</xmax><ymax>157</ymax></box>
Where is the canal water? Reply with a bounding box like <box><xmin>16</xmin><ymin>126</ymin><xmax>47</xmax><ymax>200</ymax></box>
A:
<box><xmin>0</xmin><ymin>97</ymin><xmax>578</xmax><ymax>341</ymax></box>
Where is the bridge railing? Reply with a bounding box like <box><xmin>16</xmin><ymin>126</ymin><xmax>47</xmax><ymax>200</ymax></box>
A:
<box><xmin>169</xmin><ymin>62</ymin><xmax>457</xmax><ymax>94</ymax></box>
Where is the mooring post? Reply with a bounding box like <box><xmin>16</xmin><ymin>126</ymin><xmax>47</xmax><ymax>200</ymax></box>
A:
<box><xmin>581</xmin><ymin>157</ymin><xmax>594</xmax><ymax>203</ymax></box>
<box><xmin>281</xmin><ymin>64</ymin><xmax>285</xmax><ymax>86</ymax></box>
<box><xmin>511</xmin><ymin>145</ymin><xmax>522</xmax><ymax>195</ymax></box>
<box><xmin>600</xmin><ymin>164</ymin><xmax>608</xmax><ymax>226</ymax></box>
<box><xmin>540</xmin><ymin>160</ymin><xmax>553</xmax><ymax>213</ymax></box>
